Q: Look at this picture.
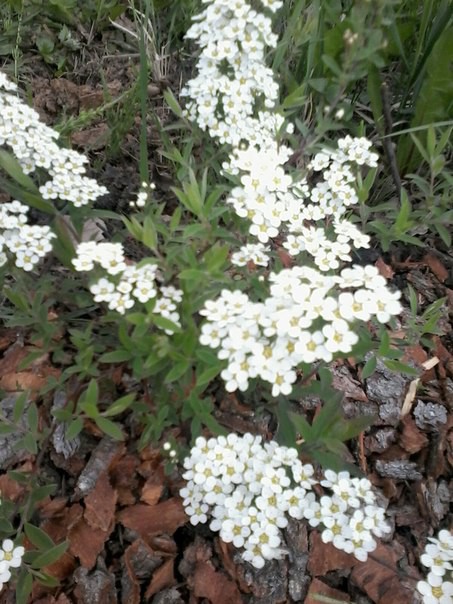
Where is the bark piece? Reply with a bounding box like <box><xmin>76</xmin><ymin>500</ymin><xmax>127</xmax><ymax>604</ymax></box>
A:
<box><xmin>84</xmin><ymin>471</ymin><xmax>117</xmax><ymax>532</ymax></box>
<box><xmin>69</xmin><ymin>517</ymin><xmax>109</xmax><ymax>570</ymax></box>
<box><xmin>399</xmin><ymin>415</ymin><xmax>428</xmax><ymax>454</ymax></box>
<box><xmin>285</xmin><ymin>519</ymin><xmax>310</xmax><ymax>602</ymax></box>
<box><xmin>192</xmin><ymin>560</ymin><xmax>242</xmax><ymax>604</ymax></box>
<box><xmin>332</xmin><ymin>363</ymin><xmax>368</xmax><ymax>401</ymax></box>
<box><xmin>145</xmin><ymin>559</ymin><xmax>176</xmax><ymax>599</ymax></box>
<box><xmin>308</xmin><ymin>530</ymin><xmax>354</xmax><ymax>576</ymax></box>
<box><xmin>375</xmin><ymin>459</ymin><xmax>422</xmax><ymax>480</ymax></box>
<box><xmin>118</xmin><ymin>499</ymin><xmax>187</xmax><ymax>540</ymax></box>
<box><xmin>414</xmin><ymin>401</ymin><xmax>447</xmax><ymax>431</ymax></box>
<box><xmin>306</xmin><ymin>578</ymin><xmax>350</xmax><ymax>603</ymax></box>
<box><xmin>75</xmin><ymin>437</ymin><xmax>125</xmax><ymax>498</ymax></box>
<box><xmin>73</xmin><ymin>565</ymin><xmax>117</xmax><ymax>604</ymax></box>
<box><xmin>350</xmin><ymin>542</ymin><xmax>414</xmax><ymax>604</ymax></box>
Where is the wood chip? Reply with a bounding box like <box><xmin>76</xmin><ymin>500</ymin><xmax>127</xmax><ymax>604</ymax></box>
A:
<box><xmin>118</xmin><ymin>499</ymin><xmax>187</xmax><ymax>540</ymax></box>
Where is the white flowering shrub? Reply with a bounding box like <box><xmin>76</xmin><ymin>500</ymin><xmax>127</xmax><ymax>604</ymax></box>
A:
<box><xmin>181</xmin><ymin>434</ymin><xmax>390</xmax><ymax>569</ymax></box>
<box><xmin>72</xmin><ymin>241</ymin><xmax>182</xmax><ymax>327</ymax></box>
<box><xmin>0</xmin><ymin>539</ymin><xmax>24</xmax><ymax>591</ymax></box>
<box><xmin>417</xmin><ymin>530</ymin><xmax>453</xmax><ymax>604</ymax></box>
<box><xmin>0</xmin><ymin>72</ymin><xmax>108</xmax><ymax>272</ymax></box>
<box><xmin>182</xmin><ymin>0</ymin><xmax>402</xmax><ymax>396</ymax></box>
<box><xmin>200</xmin><ymin>264</ymin><xmax>401</xmax><ymax>395</ymax></box>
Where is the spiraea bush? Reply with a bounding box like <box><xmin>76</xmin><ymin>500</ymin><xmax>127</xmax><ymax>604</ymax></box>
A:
<box><xmin>0</xmin><ymin>0</ymin><xmax>451</xmax><ymax>599</ymax></box>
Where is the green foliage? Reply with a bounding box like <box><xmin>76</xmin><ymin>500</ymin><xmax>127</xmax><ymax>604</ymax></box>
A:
<box><xmin>276</xmin><ymin>369</ymin><xmax>374</xmax><ymax>475</ymax></box>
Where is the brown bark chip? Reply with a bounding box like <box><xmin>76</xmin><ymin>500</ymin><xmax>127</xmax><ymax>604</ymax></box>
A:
<box><xmin>350</xmin><ymin>542</ymin><xmax>414</xmax><ymax>604</ymax></box>
<box><xmin>84</xmin><ymin>471</ymin><xmax>117</xmax><ymax>532</ymax></box>
<box><xmin>308</xmin><ymin>531</ymin><xmax>354</xmax><ymax>576</ymax></box>
<box><xmin>118</xmin><ymin>499</ymin><xmax>187</xmax><ymax>540</ymax></box>
<box><xmin>68</xmin><ymin>517</ymin><xmax>109</xmax><ymax>570</ymax></box>
<box><xmin>73</xmin><ymin>565</ymin><xmax>117</xmax><ymax>604</ymax></box>
<box><xmin>306</xmin><ymin>578</ymin><xmax>351</xmax><ymax>603</ymax></box>
<box><xmin>145</xmin><ymin>559</ymin><xmax>176</xmax><ymax>600</ymax></box>
<box><xmin>75</xmin><ymin>437</ymin><xmax>125</xmax><ymax>498</ymax></box>
<box><xmin>192</xmin><ymin>560</ymin><xmax>242</xmax><ymax>604</ymax></box>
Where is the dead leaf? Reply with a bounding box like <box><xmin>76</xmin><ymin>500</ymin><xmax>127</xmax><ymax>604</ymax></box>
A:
<box><xmin>145</xmin><ymin>559</ymin><xmax>175</xmax><ymax>599</ymax></box>
<box><xmin>399</xmin><ymin>415</ymin><xmax>428</xmax><ymax>454</ymax></box>
<box><xmin>84</xmin><ymin>471</ymin><xmax>117</xmax><ymax>532</ymax></box>
<box><xmin>0</xmin><ymin>474</ymin><xmax>26</xmax><ymax>502</ymax></box>
<box><xmin>118</xmin><ymin>499</ymin><xmax>187</xmax><ymax>540</ymax></box>
<box><xmin>423</xmin><ymin>253</ymin><xmax>448</xmax><ymax>283</ymax></box>
<box><xmin>376</xmin><ymin>257</ymin><xmax>394</xmax><ymax>279</ymax></box>
<box><xmin>306</xmin><ymin>578</ymin><xmax>350</xmax><ymax>603</ymax></box>
<box><xmin>110</xmin><ymin>453</ymin><xmax>139</xmax><ymax>506</ymax></box>
<box><xmin>39</xmin><ymin>504</ymin><xmax>83</xmax><ymax>580</ymax></box>
<box><xmin>71</xmin><ymin>124</ymin><xmax>109</xmax><ymax>150</ymax></box>
<box><xmin>141</xmin><ymin>475</ymin><xmax>164</xmax><ymax>506</ymax></box>
<box><xmin>68</xmin><ymin>517</ymin><xmax>109</xmax><ymax>569</ymax></box>
<box><xmin>192</xmin><ymin>560</ymin><xmax>242</xmax><ymax>604</ymax></box>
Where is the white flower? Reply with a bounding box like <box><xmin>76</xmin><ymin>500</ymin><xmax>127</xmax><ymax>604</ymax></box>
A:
<box><xmin>417</xmin><ymin>572</ymin><xmax>453</xmax><ymax>604</ymax></box>
<box><xmin>0</xmin><ymin>539</ymin><xmax>24</xmax><ymax>569</ymax></box>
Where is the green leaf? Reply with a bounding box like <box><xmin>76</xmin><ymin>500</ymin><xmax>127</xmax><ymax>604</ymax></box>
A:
<box><xmin>0</xmin><ymin>149</ymin><xmax>40</xmax><ymax>191</ymax></box>
<box><xmin>25</xmin><ymin>523</ymin><xmax>55</xmax><ymax>550</ymax></box>
<box><xmin>196</xmin><ymin>364</ymin><xmax>223</xmax><ymax>387</ymax></box>
<box><xmin>178</xmin><ymin>268</ymin><xmax>205</xmax><ymax>281</ymax></box>
<box><xmin>103</xmin><ymin>394</ymin><xmax>136</xmax><ymax>417</ymax></box>
<box><xmin>3</xmin><ymin>287</ymin><xmax>29</xmax><ymax>312</ymax></box>
<box><xmin>27</xmin><ymin>404</ymin><xmax>39</xmax><ymax>434</ymax></box>
<box><xmin>204</xmin><ymin>244</ymin><xmax>229</xmax><ymax>273</ymax></box>
<box><xmin>13</xmin><ymin>392</ymin><xmax>29</xmax><ymax>423</ymax></box>
<box><xmin>99</xmin><ymin>350</ymin><xmax>133</xmax><ymax>363</ymax></box>
<box><xmin>152</xmin><ymin>314</ymin><xmax>182</xmax><ymax>333</ymax></box>
<box><xmin>29</xmin><ymin>485</ymin><xmax>57</xmax><ymax>508</ymax></box>
<box><xmin>16</xmin><ymin>433</ymin><xmax>38</xmax><ymax>454</ymax></box>
<box><xmin>163</xmin><ymin>89</ymin><xmax>183</xmax><ymax>117</ymax></box>
<box><xmin>165</xmin><ymin>360</ymin><xmax>191</xmax><ymax>383</ymax></box>
<box><xmin>0</xmin><ymin>519</ymin><xmax>14</xmax><ymax>533</ymax></box>
<box><xmin>122</xmin><ymin>216</ymin><xmax>143</xmax><ymax>240</ymax></box>
<box><xmin>15</xmin><ymin>570</ymin><xmax>33</xmax><ymax>604</ymax></box>
<box><xmin>395</xmin><ymin>189</ymin><xmax>412</xmax><ymax>231</ymax></box>
<box><xmin>383</xmin><ymin>359</ymin><xmax>419</xmax><ymax>375</ymax></box>
<box><xmin>31</xmin><ymin>541</ymin><xmax>69</xmax><ymax>569</ymax></box>
<box><xmin>322</xmin><ymin>54</ymin><xmax>342</xmax><ymax>76</ymax></box>
<box><xmin>276</xmin><ymin>399</ymin><xmax>297</xmax><ymax>447</ymax></box>
<box><xmin>361</xmin><ymin>356</ymin><xmax>377</xmax><ymax>380</ymax></box>
<box><xmin>142</xmin><ymin>215</ymin><xmax>158</xmax><ymax>249</ymax></box>
<box><xmin>84</xmin><ymin>379</ymin><xmax>99</xmax><ymax>406</ymax></box>
<box><xmin>94</xmin><ymin>416</ymin><xmax>124</xmax><ymax>440</ymax></box>
<box><xmin>66</xmin><ymin>417</ymin><xmax>84</xmax><ymax>440</ymax></box>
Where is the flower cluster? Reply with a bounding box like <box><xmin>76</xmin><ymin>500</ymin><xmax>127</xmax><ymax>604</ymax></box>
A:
<box><xmin>200</xmin><ymin>265</ymin><xmax>401</xmax><ymax>394</ymax></box>
<box><xmin>0</xmin><ymin>72</ymin><xmax>107</xmax><ymax>206</ymax></box>
<box><xmin>224</xmin><ymin>137</ymin><xmax>377</xmax><ymax>269</ymax></box>
<box><xmin>181</xmin><ymin>0</ymin><xmax>285</xmax><ymax>148</ymax></box>
<box><xmin>182</xmin><ymin>0</ymin><xmax>403</xmax><ymax>397</ymax></box>
<box><xmin>129</xmin><ymin>181</ymin><xmax>156</xmax><ymax>210</ymax></box>
<box><xmin>417</xmin><ymin>530</ymin><xmax>453</xmax><ymax>604</ymax></box>
<box><xmin>0</xmin><ymin>200</ymin><xmax>56</xmax><ymax>270</ymax></box>
<box><xmin>181</xmin><ymin>433</ymin><xmax>389</xmax><ymax>569</ymax></box>
<box><xmin>72</xmin><ymin>241</ymin><xmax>182</xmax><ymax>327</ymax></box>
<box><xmin>0</xmin><ymin>71</ymin><xmax>108</xmax><ymax>272</ymax></box>
<box><xmin>0</xmin><ymin>539</ymin><xmax>25</xmax><ymax>591</ymax></box>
